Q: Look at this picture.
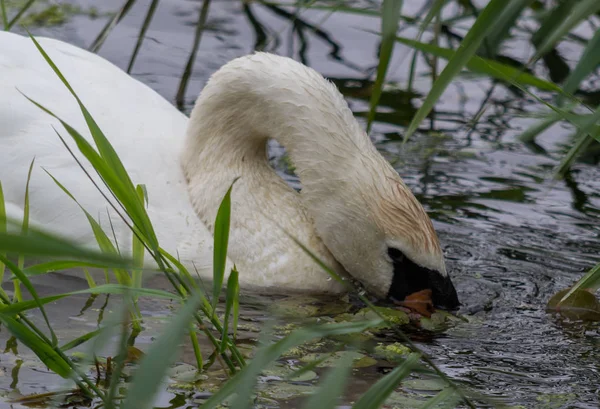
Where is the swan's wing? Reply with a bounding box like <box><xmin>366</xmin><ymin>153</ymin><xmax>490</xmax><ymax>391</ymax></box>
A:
<box><xmin>0</xmin><ymin>32</ymin><xmax>221</xmax><ymax>277</ymax></box>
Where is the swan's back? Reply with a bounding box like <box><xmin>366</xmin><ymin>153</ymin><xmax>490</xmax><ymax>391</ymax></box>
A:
<box><xmin>0</xmin><ymin>32</ymin><xmax>213</xmax><ymax>267</ymax></box>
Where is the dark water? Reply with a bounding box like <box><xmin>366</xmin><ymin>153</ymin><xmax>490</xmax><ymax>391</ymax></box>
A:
<box><xmin>3</xmin><ymin>1</ymin><xmax>600</xmax><ymax>408</ymax></box>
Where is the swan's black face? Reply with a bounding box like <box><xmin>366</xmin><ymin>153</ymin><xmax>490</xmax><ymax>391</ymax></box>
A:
<box><xmin>386</xmin><ymin>248</ymin><xmax>460</xmax><ymax>310</ymax></box>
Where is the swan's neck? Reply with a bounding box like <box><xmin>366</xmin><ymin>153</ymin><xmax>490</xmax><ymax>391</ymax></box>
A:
<box><xmin>181</xmin><ymin>53</ymin><xmax>399</xmax><ymax>293</ymax></box>
<box><xmin>182</xmin><ymin>53</ymin><xmax>388</xmax><ymax>205</ymax></box>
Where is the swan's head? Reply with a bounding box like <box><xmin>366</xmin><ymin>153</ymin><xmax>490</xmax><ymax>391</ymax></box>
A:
<box><xmin>305</xmin><ymin>154</ymin><xmax>459</xmax><ymax>310</ymax></box>
<box><xmin>372</xmin><ymin>176</ymin><xmax>460</xmax><ymax>310</ymax></box>
<box><xmin>185</xmin><ymin>51</ymin><xmax>459</xmax><ymax>309</ymax></box>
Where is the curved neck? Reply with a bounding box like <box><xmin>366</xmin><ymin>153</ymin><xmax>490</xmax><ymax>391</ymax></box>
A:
<box><xmin>181</xmin><ymin>53</ymin><xmax>378</xmax><ymax>192</ymax></box>
<box><xmin>180</xmin><ymin>53</ymin><xmax>407</xmax><ymax>295</ymax></box>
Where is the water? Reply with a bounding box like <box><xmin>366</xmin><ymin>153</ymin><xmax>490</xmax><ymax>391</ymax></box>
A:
<box><xmin>2</xmin><ymin>1</ymin><xmax>600</xmax><ymax>408</ymax></box>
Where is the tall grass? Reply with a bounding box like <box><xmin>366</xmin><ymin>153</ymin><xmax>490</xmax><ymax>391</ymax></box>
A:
<box><xmin>1</xmin><ymin>0</ymin><xmax>600</xmax><ymax>407</ymax></box>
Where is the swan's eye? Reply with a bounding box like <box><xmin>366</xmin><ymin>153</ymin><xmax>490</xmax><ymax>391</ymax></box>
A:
<box><xmin>387</xmin><ymin>247</ymin><xmax>404</xmax><ymax>263</ymax></box>
<box><xmin>386</xmin><ymin>247</ymin><xmax>459</xmax><ymax>310</ymax></box>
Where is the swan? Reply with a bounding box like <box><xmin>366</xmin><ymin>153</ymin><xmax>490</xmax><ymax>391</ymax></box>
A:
<box><xmin>0</xmin><ymin>31</ymin><xmax>459</xmax><ymax>309</ymax></box>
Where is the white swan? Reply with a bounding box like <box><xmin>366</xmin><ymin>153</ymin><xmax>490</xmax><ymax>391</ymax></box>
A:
<box><xmin>0</xmin><ymin>31</ymin><xmax>459</xmax><ymax>308</ymax></box>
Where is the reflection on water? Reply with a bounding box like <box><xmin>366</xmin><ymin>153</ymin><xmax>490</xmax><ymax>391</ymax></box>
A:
<box><xmin>3</xmin><ymin>0</ymin><xmax>600</xmax><ymax>408</ymax></box>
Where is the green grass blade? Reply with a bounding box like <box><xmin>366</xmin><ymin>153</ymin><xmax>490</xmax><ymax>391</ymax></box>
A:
<box><xmin>126</xmin><ymin>0</ymin><xmax>159</xmax><ymax>73</ymax></box>
<box><xmin>394</xmin><ymin>35</ymin><xmax>561</xmax><ymax>92</ymax></box>
<box><xmin>132</xmin><ymin>185</ymin><xmax>146</xmax><ymax>288</ymax></box>
<box><xmin>402</xmin><ymin>0</ymin><xmax>510</xmax><ymax>142</ymax></box>
<box><xmin>532</xmin><ymin>0</ymin><xmax>600</xmax><ymax>62</ymax></box>
<box><xmin>352</xmin><ymin>353</ymin><xmax>420</xmax><ymax>409</ymax></box>
<box><xmin>518</xmin><ymin>111</ymin><xmax>563</xmax><ymax>143</ymax></box>
<box><xmin>44</xmin><ymin>169</ymin><xmax>132</xmax><ymax>285</ymax></box>
<box><xmin>407</xmin><ymin>0</ymin><xmax>448</xmax><ymax>93</ymax></box>
<box><xmin>301</xmin><ymin>354</ymin><xmax>353</xmax><ymax>409</ymax></box>
<box><xmin>554</xmin><ymin>105</ymin><xmax>600</xmax><ymax>177</ymax></box>
<box><xmin>420</xmin><ymin>387</ymin><xmax>460</xmax><ymax>409</ymax></box>
<box><xmin>28</xmin><ymin>35</ymin><xmax>159</xmax><ymax>249</ymax></box>
<box><xmin>231</xmin><ymin>267</ymin><xmax>239</xmax><ymax>340</ymax></box>
<box><xmin>6</xmin><ymin>0</ymin><xmax>35</xmax><ymax>31</ymax></box>
<box><xmin>1</xmin><ymin>0</ymin><xmax>8</xmax><ymax>30</ymax></box>
<box><xmin>78</xmin><ymin>283</ymin><xmax>178</xmax><ymax>299</ymax></box>
<box><xmin>189</xmin><ymin>328</ymin><xmax>203</xmax><ymax>371</ymax></box>
<box><xmin>2</xmin><ymin>254</ymin><xmax>61</xmax><ymax>345</ymax></box>
<box><xmin>105</xmin><ymin>296</ymin><xmax>134</xmax><ymax>409</ymax></box>
<box><xmin>200</xmin><ymin>320</ymin><xmax>381</xmax><ymax>409</ymax></box>
<box><xmin>559</xmin><ymin>27</ymin><xmax>600</xmax><ymax>101</ymax></box>
<box><xmin>219</xmin><ymin>267</ymin><xmax>239</xmax><ymax>353</ymax></box>
<box><xmin>176</xmin><ymin>0</ymin><xmax>211</xmax><ymax>108</ymax></box>
<box><xmin>558</xmin><ymin>262</ymin><xmax>600</xmax><ymax>306</ymax></box>
<box><xmin>0</xmin><ymin>294</ymin><xmax>65</xmax><ymax>315</ymax></box>
<box><xmin>88</xmin><ymin>0</ymin><xmax>137</xmax><ymax>52</ymax></box>
<box><xmin>60</xmin><ymin>327</ymin><xmax>103</xmax><ymax>352</ymax></box>
<box><xmin>122</xmin><ymin>293</ymin><xmax>202</xmax><ymax>409</ymax></box>
<box><xmin>22</xmin><ymin>260</ymin><xmax>106</xmax><ymax>276</ymax></box>
<box><xmin>366</xmin><ymin>0</ymin><xmax>402</xmax><ymax>134</ymax></box>
<box><xmin>158</xmin><ymin>248</ymin><xmax>199</xmax><ymax>291</ymax></box>
<box><xmin>531</xmin><ymin>0</ymin><xmax>575</xmax><ymax>48</ymax></box>
<box><xmin>0</xmin><ymin>284</ymin><xmax>177</xmax><ymax>317</ymax></box>
<box><xmin>0</xmin><ymin>315</ymin><xmax>71</xmax><ymax>378</ymax></box>
<box><xmin>83</xmin><ymin>267</ymin><xmax>97</xmax><ymax>288</ymax></box>
<box><xmin>14</xmin><ymin>158</ymin><xmax>35</xmax><ymax>302</ymax></box>
<box><xmin>212</xmin><ymin>178</ymin><xmax>237</xmax><ymax>313</ymax></box>
<box><xmin>0</xmin><ymin>230</ymin><xmax>130</xmax><ymax>268</ymax></box>
<box><xmin>483</xmin><ymin>0</ymin><xmax>533</xmax><ymax>57</ymax></box>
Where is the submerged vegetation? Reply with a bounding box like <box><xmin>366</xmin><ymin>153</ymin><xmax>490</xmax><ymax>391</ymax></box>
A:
<box><xmin>0</xmin><ymin>0</ymin><xmax>599</xmax><ymax>408</ymax></box>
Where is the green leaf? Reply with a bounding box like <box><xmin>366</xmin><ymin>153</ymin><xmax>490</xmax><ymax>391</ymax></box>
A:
<box><xmin>14</xmin><ymin>158</ymin><xmax>35</xmax><ymax>302</ymax></box>
<box><xmin>127</xmin><ymin>0</ymin><xmax>159</xmax><ymax>73</ymax></box>
<box><xmin>559</xmin><ymin>27</ymin><xmax>600</xmax><ymax>102</ymax></box>
<box><xmin>301</xmin><ymin>354</ymin><xmax>353</xmax><ymax>409</ymax></box>
<box><xmin>60</xmin><ymin>328</ymin><xmax>103</xmax><ymax>352</ymax></box>
<box><xmin>0</xmin><ymin>315</ymin><xmax>71</xmax><ymax>378</ymax></box>
<box><xmin>1</xmin><ymin>0</ymin><xmax>8</xmax><ymax>30</ymax></box>
<box><xmin>6</xmin><ymin>0</ymin><xmax>35</xmax><ymax>31</ymax></box>
<box><xmin>83</xmin><ymin>267</ymin><xmax>97</xmax><ymax>288</ymax></box>
<box><xmin>555</xmin><ymin>104</ymin><xmax>600</xmax><ymax>177</ymax></box>
<box><xmin>0</xmin><ymin>284</ymin><xmax>175</xmax><ymax>316</ymax></box>
<box><xmin>0</xmin><ymin>294</ymin><xmax>65</xmax><ymax>315</ymax></box>
<box><xmin>558</xmin><ymin>262</ymin><xmax>600</xmax><ymax>306</ymax></box>
<box><xmin>122</xmin><ymin>293</ymin><xmax>203</xmax><ymax>409</ymax></box>
<box><xmin>533</xmin><ymin>0</ymin><xmax>600</xmax><ymax>62</ymax></box>
<box><xmin>22</xmin><ymin>260</ymin><xmax>107</xmax><ymax>277</ymax></box>
<box><xmin>212</xmin><ymin>178</ymin><xmax>237</xmax><ymax>313</ymax></box>
<box><xmin>220</xmin><ymin>267</ymin><xmax>239</xmax><ymax>353</ymax></box>
<box><xmin>403</xmin><ymin>0</ymin><xmax>511</xmax><ymax>142</ymax></box>
<box><xmin>407</xmin><ymin>0</ymin><xmax>448</xmax><ymax>92</ymax></box>
<box><xmin>483</xmin><ymin>0</ymin><xmax>534</xmax><ymax>57</ymax></box>
<box><xmin>518</xmin><ymin>110</ymin><xmax>564</xmax><ymax>143</ymax></box>
<box><xmin>88</xmin><ymin>0</ymin><xmax>137</xmax><ymax>53</ymax></box>
<box><xmin>531</xmin><ymin>0</ymin><xmax>576</xmax><ymax>48</ymax></box>
<box><xmin>44</xmin><ymin>169</ymin><xmax>132</xmax><ymax>285</ymax></box>
<box><xmin>28</xmin><ymin>34</ymin><xmax>159</xmax><ymax>251</ymax></box>
<box><xmin>175</xmin><ymin>0</ymin><xmax>211</xmax><ymax>108</ymax></box>
<box><xmin>0</xmin><ymin>229</ymin><xmax>129</xmax><ymax>268</ymax></box>
<box><xmin>132</xmin><ymin>185</ymin><xmax>146</xmax><ymax>288</ymax></box>
<box><xmin>189</xmin><ymin>328</ymin><xmax>203</xmax><ymax>372</ymax></box>
<box><xmin>393</xmin><ymin>36</ymin><xmax>561</xmax><ymax>93</ymax></box>
<box><xmin>420</xmin><ymin>387</ymin><xmax>460</xmax><ymax>409</ymax></box>
<box><xmin>3</xmin><ymin>254</ymin><xmax>65</xmax><ymax>345</ymax></box>
<box><xmin>352</xmin><ymin>353</ymin><xmax>420</xmax><ymax>409</ymax></box>
<box><xmin>366</xmin><ymin>0</ymin><xmax>403</xmax><ymax>133</ymax></box>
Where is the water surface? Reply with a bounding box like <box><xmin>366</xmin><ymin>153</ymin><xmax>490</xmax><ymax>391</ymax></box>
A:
<box><xmin>3</xmin><ymin>1</ymin><xmax>600</xmax><ymax>408</ymax></box>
